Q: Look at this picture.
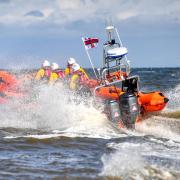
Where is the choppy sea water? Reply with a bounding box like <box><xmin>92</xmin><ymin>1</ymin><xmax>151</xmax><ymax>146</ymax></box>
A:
<box><xmin>0</xmin><ymin>68</ymin><xmax>180</xmax><ymax>180</ymax></box>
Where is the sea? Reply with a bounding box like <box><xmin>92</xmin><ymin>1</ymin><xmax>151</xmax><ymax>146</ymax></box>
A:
<box><xmin>0</xmin><ymin>67</ymin><xmax>180</xmax><ymax>180</ymax></box>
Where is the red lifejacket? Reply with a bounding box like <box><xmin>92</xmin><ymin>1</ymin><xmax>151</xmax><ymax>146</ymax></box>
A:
<box><xmin>75</xmin><ymin>71</ymin><xmax>88</xmax><ymax>84</ymax></box>
<box><xmin>42</xmin><ymin>67</ymin><xmax>51</xmax><ymax>80</ymax></box>
<box><xmin>44</xmin><ymin>68</ymin><xmax>51</xmax><ymax>77</ymax></box>
<box><xmin>54</xmin><ymin>69</ymin><xmax>65</xmax><ymax>79</ymax></box>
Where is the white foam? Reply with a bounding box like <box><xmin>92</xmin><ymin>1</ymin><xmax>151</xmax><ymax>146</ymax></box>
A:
<box><xmin>100</xmin><ymin>137</ymin><xmax>180</xmax><ymax>178</ymax></box>
<box><xmin>4</xmin><ymin>133</ymin><xmax>62</xmax><ymax>139</ymax></box>
<box><xmin>1</xmin><ymin>81</ymin><xmax>122</xmax><ymax>139</ymax></box>
<box><xmin>165</xmin><ymin>84</ymin><xmax>180</xmax><ymax>111</ymax></box>
<box><xmin>100</xmin><ymin>144</ymin><xmax>145</xmax><ymax>178</ymax></box>
<box><xmin>135</xmin><ymin>116</ymin><xmax>180</xmax><ymax>142</ymax></box>
<box><xmin>4</xmin><ymin>130</ymin><xmax>126</xmax><ymax>140</ymax></box>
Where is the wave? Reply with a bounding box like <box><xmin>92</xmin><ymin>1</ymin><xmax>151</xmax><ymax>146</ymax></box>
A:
<box><xmin>100</xmin><ymin>117</ymin><xmax>180</xmax><ymax>179</ymax></box>
<box><xmin>100</xmin><ymin>145</ymin><xmax>180</xmax><ymax>179</ymax></box>
<box><xmin>165</xmin><ymin>84</ymin><xmax>180</xmax><ymax>111</ymax></box>
<box><xmin>0</xmin><ymin>82</ymin><xmax>123</xmax><ymax>139</ymax></box>
<box><xmin>135</xmin><ymin>116</ymin><xmax>180</xmax><ymax>142</ymax></box>
<box><xmin>1</xmin><ymin>73</ymin><xmax>180</xmax><ymax>140</ymax></box>
<box><xmin>160</xmin><ymin>110</ymin><xmax>180</xmax><ymax>119</ymax></box>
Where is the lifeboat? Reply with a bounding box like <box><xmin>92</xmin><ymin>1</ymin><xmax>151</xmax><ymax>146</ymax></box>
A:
<box><xmin>0</xmin><ymin>71</ymin><xmax>18</xmax><ymax>92</ymax></box>
<box><xmin>0</xmin><ymin>71</ymin><xmax>23</xmax><ymax>103</ymax></box>
<box><xmin>84</xmin><ymin>78</ymin><xmax>168</xmax><ymax>114</ymax></box>
<box><xmin>82</xmin><ymin>78</ymin><xmax>168</xmax><ymax>129</ymax></box>
<box><xmin>81</xmin><ymin>25</ymin><xmax>168</xmax><ymax>129</ymax></box>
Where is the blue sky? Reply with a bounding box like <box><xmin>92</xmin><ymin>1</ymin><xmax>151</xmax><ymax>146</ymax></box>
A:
<box><xmin>0</xmin><ymin>0</ymin><xmax>179</xmax><ymax>68</ymax></box>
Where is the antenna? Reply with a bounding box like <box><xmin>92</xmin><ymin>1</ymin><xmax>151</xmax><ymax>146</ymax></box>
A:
<box><xmin>105</xmin><ymin>17</ymin><xmax>115</xmax><ymax>42</ymax></box>
<box><xmin>103</xmin><ymin>23</ymin><xmax>131</xmax><ymax>76</ymax></box>
<box><xmin>106</xmin><ymin>25</ymin><xmax>114</xmax><ymax>42</ymax></box>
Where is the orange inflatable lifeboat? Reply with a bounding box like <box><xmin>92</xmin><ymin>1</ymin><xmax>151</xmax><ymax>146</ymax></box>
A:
<box><xmin>91</xmin><ymin>84</ymin><xmax>168</xmax><ymax>113</ymax></box>
<box><xmin>0</xmin><ymin>71</ymin><xmax>18</xmax><ymax>92</ymax></box>
<box><xmin>0</xmin><ymin>71</ymin><xmax>23</xmax><ymax>103</ymax></box>
<box><xmin>95</xmin><ymin>87</ymin><xmax>167</xmax><ymax>129</ymax></box>
<box><xmin>80</xmin><ymin>25</ymin><xmax>169</xmax><ymax>128</ymax></box>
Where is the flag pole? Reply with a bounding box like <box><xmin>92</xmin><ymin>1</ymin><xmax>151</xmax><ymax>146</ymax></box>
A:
<box><xmin>82</xmin><ymin>37</ymin><xmax>98</xmax><ymax>79</ymax></box>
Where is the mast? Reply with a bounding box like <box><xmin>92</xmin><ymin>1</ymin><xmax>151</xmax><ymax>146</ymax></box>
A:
<box><xmin>103</xmin><ymin>25</ymin><xmax>131</xmax><ymax>77</ymax></box>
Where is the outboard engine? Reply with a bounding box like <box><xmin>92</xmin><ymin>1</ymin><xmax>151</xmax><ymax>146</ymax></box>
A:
<box><xmin>106</xmin><ymin>100</ymin><xmax>122</xmax><ymax>126</ymax></box>
<box><xmin>119</xmin><ymin>92</ymin><xmax>139</xmax><ymax>128</ymax></box>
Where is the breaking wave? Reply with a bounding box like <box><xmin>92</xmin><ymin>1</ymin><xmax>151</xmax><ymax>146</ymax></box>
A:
<box><xmin>0</xmin><ymin>80</ymin><xmax>121</xmax><ymax>139</ymax></box>
<box><xmin>166</xmin><ymin>84</ymin><xmax>180</xmax><ymax>112</ymax></box>
<box><xmin>1</xmin><ymin>72</ymin><xmax>180</xmax><ymax>140</ymax></box>
<box><xmin>100</xmin><ymin>143</ymin><xmax>180</xmax><ymax>179</ymax></box>
<box><xmin>100</xmin><ymin>126</ymin><xmax>180</xmax><ymax>179</ymax></box>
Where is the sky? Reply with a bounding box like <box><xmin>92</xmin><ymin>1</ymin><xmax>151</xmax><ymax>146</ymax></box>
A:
<box><xmin>0</xmin><ymin>0</ymin><xmax>179</xmax><ymax>68</ymax></box>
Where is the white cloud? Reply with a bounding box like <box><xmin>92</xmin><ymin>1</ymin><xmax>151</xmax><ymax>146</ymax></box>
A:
<box><xmin>116</xmin><ymin>0</ymin><xmax>180</xmax><ymax>23</ymax></box>
<box><xmin>0</xmin><ymin>0</ymin><xmax>54</xmax><ymax>25</ymax></box>
<box><xmin>0</xmin><ymin>0</ymin><xmax>179</xmax><ymax>26</ymax></box>
<box><xmin>117</xmin><ymin>11</ymin><xmax>138</xmax><ymax>20</ymax></box>
<box><xmin>42</xmin><ymin>8</ymin><xmax>54</xmax><ymax>18</ymax></box>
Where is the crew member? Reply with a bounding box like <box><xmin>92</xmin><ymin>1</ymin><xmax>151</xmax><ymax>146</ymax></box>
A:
<box><xmin>35</xmin><ymin>60</ymin><xmax>51</xmax><ymax>81</ymax></box>
<box><xmin>64</xmin><ymin>57</ymin><xmax>76</xmax><ymax>76</ymax></box>
<box><xmin>49</xmin><ymin>62</ymin><xmax>65</xmax><ymax>84</ymax></box>
<box><xmin>69</xmin><ymin>63</ymin><xmax>89</xmax><ymax>90</ymax></box>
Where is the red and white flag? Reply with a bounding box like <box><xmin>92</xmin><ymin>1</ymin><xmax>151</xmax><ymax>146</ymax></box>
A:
<box><xmin>82</xmin><ymin>37</ymin><xmax>99</xmax><ymax>50</ymax></box>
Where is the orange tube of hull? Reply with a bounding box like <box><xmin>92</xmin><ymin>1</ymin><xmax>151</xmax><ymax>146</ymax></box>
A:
<box><xmin>0</xmin><ymin>71</ymin><xmax>18</xmax><ymax>92</ymax></box>
<box><xmin>95</xmin><ymin>86</ymin><xmax>124</xmax><ymax>100</ymax></box>
<box><xmin>93</xmin><ymin>86</ymin><xmax>167</xmax><ymax>113</ymax></box>
<box><xmin>138</xmin><ymin>92</ymin><xmax>168</xmax><ymax>112</ymax></box>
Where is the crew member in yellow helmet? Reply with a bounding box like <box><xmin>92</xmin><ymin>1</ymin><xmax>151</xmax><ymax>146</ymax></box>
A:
<box><xmin>35</xmin><ymin>60</ymin><xmax>51</xmax><ymax>81</ymax></box>
<box><xmin>69</xmin><ymin>63</ymin><xmax>89</xmax><ymax>90</ymax></box>
<box><xmin>49</xmin><ymin>62</ymin><xmax>65</xmax><ymax>84</ymax></box>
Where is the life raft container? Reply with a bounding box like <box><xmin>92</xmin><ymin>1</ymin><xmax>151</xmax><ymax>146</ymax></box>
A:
<box><xmin>107</xmin><ymin>47</ymin><xmax>128</xmax><ymax>59</ymax></box>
